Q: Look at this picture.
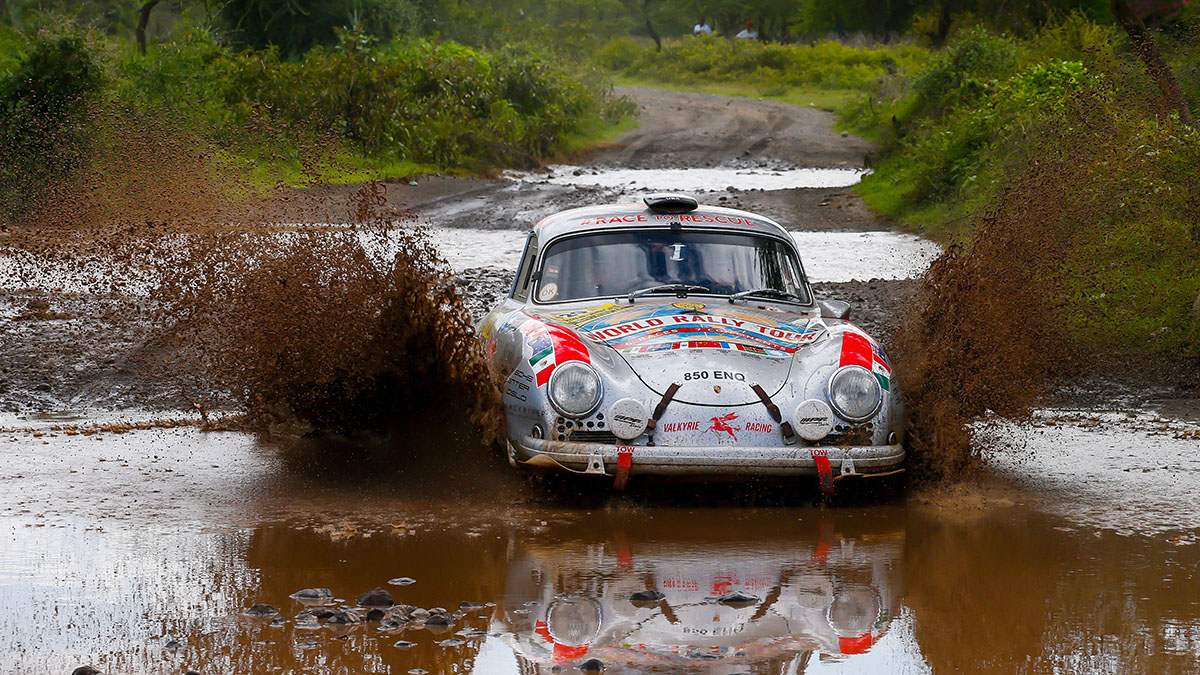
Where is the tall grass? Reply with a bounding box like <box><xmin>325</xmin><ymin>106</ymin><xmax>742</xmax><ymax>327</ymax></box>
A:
<box><xmin>595</xmin><ymin>36</ymin><xmax>930</xmax><ymax>100</ymax></box>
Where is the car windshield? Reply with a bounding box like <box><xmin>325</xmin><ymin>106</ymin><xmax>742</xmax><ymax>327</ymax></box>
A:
<box><xmin>534</xmin><ymin>230</ymin><xmax>809</xmax><ymax>304</ymax></box>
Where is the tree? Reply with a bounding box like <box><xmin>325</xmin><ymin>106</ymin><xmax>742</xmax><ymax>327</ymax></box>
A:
<box><xmin>1110</xmin><ymin>0</ymin><xmax>1192</xmax><ymax>124</ymax></box>
<box><xmin>622</xmin><ymin>0</ymin><xmax>662</xmax><ymax>50</ymax></box>
<box><xmin>136</xmin><ymin>0</ymin><xmax>163</xmax><ymax>55</ymax></box>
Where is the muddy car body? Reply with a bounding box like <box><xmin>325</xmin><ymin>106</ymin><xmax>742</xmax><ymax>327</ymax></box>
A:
<box><xmin>479</xmin><ymin>196</ymin><xmax>903</xmax><ymax>490</ymax></box>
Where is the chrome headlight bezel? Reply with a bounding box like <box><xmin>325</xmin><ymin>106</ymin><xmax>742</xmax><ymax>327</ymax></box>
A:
<box><xmin>826</xmin><ymin>365</ymin><xmax>883</xmax><ymax>423</ymax></box>
<box><xmin>547</xmin><ymin>361</ymin><xmax>603</xmax><ymax>418</ymax></box>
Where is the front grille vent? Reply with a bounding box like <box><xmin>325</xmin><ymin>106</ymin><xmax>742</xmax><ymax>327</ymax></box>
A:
<box><xmin>554</xmin><ymin>415</ymin><xmax>613</xmax><ymax>443</ymax></box>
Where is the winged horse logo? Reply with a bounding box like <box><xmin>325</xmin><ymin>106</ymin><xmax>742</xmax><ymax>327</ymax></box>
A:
<box><xmin>705</xmin><ymin>412</ymin><xmax>741</xmax><ymax>442</ymax></box>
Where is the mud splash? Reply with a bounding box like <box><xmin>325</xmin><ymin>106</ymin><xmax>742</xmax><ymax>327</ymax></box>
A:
<box><xmin>1</xmin><ymin>107</ymin><xmax>501</xmax><ymax>443</ymax></box>
<box><xmin>894</xmin><ymin>82</ymin><xmax>1200</xmax><ymax>480</ymax></box>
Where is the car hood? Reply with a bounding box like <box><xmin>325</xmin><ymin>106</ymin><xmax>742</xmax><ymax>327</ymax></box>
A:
<box><xmin>536</xmin><ymin>301</ymin><xmax>822</xmax><ymax>405</ymax></box>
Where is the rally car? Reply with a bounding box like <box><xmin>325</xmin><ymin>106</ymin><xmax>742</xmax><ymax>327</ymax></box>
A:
<box><xmin>478</xmin><ymin>195</ymin><xmax>903</xmax><ymax>495</ymax></box>
<box><xmin>493</xmin><ymin>512</ymin><xmax>905</xmax><ymax>671</ymax></box>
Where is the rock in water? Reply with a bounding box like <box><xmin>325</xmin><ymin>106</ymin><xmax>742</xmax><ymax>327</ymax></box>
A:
<box><xmin>357</xmin><ymin>587</ymin><xmax>394</xmax><ymax>607</ymax></box>
<box><xmin>579</xmin><ymin>658</ymin><xmax>605</xmax><ymax>672</ymax></box>
<box><xmin>72</xmin><ymin>668</ymin><xmax>102</xmax><ymax>675</ymax></box>
<box><xmin>290</xmin><ymin>588</ymin><xmax>333</xmax><ymax>601</ymax></box>
<box><xmin>326</xmin><ymin>609</ymin><xmax>363</xmax><ymax>625</ymax></box>
<box><xmin>629</xmin><ymin>590</ymin><xmax>665</xmax><ymax>603</ymax></box>
<box><xmin>423</xmin><ymin>610</ymin><xmax>454</xmax><ymax>626</ymax></box>
<box><xmin>388</xmin><ymin>577</ymin><xmax>416</xmax><ymax>586</ymax></box>
<box><xmin>714</xmin><ymin>591</ymin><xmax>759</xmax><ymax>607</ymax></box>
<box><xmin>243</xmin><ymin>603</ymin><xmax>279</xmax><ymax>616</ymax></box>
<box><xmin>365</xmin><ymin>608</ymin><xmax>386</xmax><ymax>621</ymax></box>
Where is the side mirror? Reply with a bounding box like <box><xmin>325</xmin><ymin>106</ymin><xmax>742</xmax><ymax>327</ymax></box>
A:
<box><xmin>818</xmin><ymin>299</ymin><xmax>852</xmax><ymax>321</ymax></box>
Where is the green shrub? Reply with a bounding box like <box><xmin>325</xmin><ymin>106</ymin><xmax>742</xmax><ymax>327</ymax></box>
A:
<box><xmin>1</xmin><ymin>21</ymin><xmax>632</xmax><ymax>205</ymax></box>
<box><xmin>596</xmin><ymin>35</ymin><xmax>929</xmax><ymax>93</ymax></box>
<box><xmin>0</xmin><ymin>30</ymin><xmax>104</xmax><ymax>219</ymax></box>
<box><xmin>844</xmin><ymin>17</ymin><xmax>1200</xmax><ymax>351</ymax></box>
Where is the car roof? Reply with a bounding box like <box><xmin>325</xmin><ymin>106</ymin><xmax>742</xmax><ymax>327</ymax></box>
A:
<box><xmin>530</xmin><ymin>203</ymin><xmax>792</xmax><ymax>243</ymax></box>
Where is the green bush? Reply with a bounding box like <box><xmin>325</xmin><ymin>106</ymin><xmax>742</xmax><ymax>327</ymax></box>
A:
<box><xmin>595</xmin><ymin>36</ymin><xmax>929</xmax><ymax>92</ymax></box>
<box><xmin>842</xmin><ymin>17</ymin><xmax>1200</xmax><ymax>351</ymax></box>
<box><xmin>0</xmin><ymin>21</ymin><xmax>632</xmax><ymax>211</ymax></box>
<box><xmin>0</xmin><ymin>30</ymin><xmax>104</xmax><ymax>219</ymax></box>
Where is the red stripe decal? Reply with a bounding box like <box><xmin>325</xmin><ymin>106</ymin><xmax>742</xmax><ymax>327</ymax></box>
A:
<box><xmin>614</xmin><ymin>446</ymin><xmax>633</xmax><ymax>491</ymax></box>
<box><xmin>839</xmin><ymin>331</ymin><xmax>872</xmax><ymax>369</ymax></box>
<box><xmin>838</xmin><ymin>633</ymin><xmax>874</xmax><ymax>655</ymax></box>
<box><xmin>811</xmin><ymin>448</ymin><xmax>835</xmax><ymax>498</ymax></box>
<box><xmin>546</xmin><ymin>324</ymin><xmax>590</xmax><ymax>364</ymax></box>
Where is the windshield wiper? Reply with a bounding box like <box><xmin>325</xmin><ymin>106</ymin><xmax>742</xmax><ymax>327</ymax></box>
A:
<box><xmin>728</xmin><ymin>287</ymin><xmax>803</xmax><ymax>303</ymax></box>
<box><xmin>627</xmin><ymin>284</ymin><xmax>711</xmax><ymax>303</ymax></box>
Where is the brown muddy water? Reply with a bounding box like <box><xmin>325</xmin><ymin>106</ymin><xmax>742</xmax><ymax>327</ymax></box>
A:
<box><xmin>2</xmin><ymin>411</ymin><xmax>1199</xmax><ymax>674</ymax></box>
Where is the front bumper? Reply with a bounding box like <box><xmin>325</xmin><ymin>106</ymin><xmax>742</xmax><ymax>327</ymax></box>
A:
<box><xmin>511</xmin><ymin>437</ymin><xmax>905</xmax><ymax>477</ymax></box>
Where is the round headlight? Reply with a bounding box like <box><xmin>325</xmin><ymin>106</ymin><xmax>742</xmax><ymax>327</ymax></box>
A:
<box><xmin>826</xmin><ymin>586</ymin><xmax>882</xmax><ymax>637</ymax></box>
<box><xmin>827</xmin><ymin>365</ymin><xmax>882</xmax><ymax>422</ymax></box>
<box><xmin>548</xmin><ymin>362</ymin><xmax>603</xmax><ymax>418</ymax></box>
<box><xmin>545</xmin><ymin>596</ymin><xmax>602</xmax><ymax>647</ymax></box>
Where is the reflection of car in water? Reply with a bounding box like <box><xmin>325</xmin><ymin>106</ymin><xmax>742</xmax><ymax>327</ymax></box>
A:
<box><xmin>478</xmin><ymin>195</ymin><xmax>903</xmax><ymax>495</ymax></box>
<box><xmin>494</xmin><ymin>512</ymin><xmax>904</xmax><ymax>673</ymax></box>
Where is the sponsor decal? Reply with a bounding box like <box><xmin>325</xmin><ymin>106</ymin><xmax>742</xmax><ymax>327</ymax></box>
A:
<box><xmin>621</xmin><ymin>341</ymin><xmax>790</xmax><ymax>357</ymax></box>
<box><xmin>537</xmin><ymin>282</ymin><xmax>559</xmax><ymax>302</ymax></box>
<box><xmin>677</xmin><ymin>213</ymin><xmax>759</xmax><ymax>226</ymax></box>
<box><xmin>550</xmin><ymin>303</ymin><xmax>625</xmax><ymax>327</ymax></box>
<box><xmin>705</xmin><ymin>412</ymin><xmax>741</xmax><ymax>441</ymax></box>
<box><xmin>590</xmin><ymin>316</ymin><xmax>817</xmax><ymax>353</ymax></box>
<box><xmin>504</xmin><ymin>371</ymin><xmax>531</xmax><ymax>402</ymax></box>
<box><xmin>744</xmin><ymin>422</ymin><xmax>773</xmax><ymax>433</ymax></box>
<box><xmin>672</xmin><ymin>301</ymin><xmax>706</xmax><ymax>311</ymax></box>
<box><xmin>519</xmin><ymin>320</ymin><xmax>590</xmax><ymax>387</ymax></box>
<box><xmin>840</xmin><ymin>330</ymin><xmax>892</xmax><ymax>391</ymax></box>
<box><xmin>871</xmin><ymin>343</ymin><xmax>892</xmax><ymax>390</ymax></box>
<box><xmin>660</xmin><ymin>420</ymin><xmax>701</xmax><ymax>433</ymax></box>
<box><xmin>577</xmin><ymin>214</ymin><xmax>651</xmax><ymax>226</ymax></box>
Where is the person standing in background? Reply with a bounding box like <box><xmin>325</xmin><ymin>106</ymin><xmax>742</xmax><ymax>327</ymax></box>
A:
<box><xmin>735</xmin><ymin>20</ymin><xmax>758</xmax><ymax>39</ymax></box>
<box><xmin>693</xmin><ymin>17</ymin><xmax>712</xmax><ymax>35</ymax></box>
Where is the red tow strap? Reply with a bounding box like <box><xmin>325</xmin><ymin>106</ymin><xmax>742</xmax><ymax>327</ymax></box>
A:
<box><xmin>614</xmin><ymin>446</ymin><xmax>634</xmax><ymax>491</ymax></box>
<box><xmin>810</xmin><ymin>447</ymin><xmax>835</xmax><ymax>498</ymax></box>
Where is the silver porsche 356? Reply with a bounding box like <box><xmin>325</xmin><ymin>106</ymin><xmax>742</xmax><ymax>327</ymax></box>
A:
<box><xmin>478</xmin><ymin>195</ymin><xmax>903</xmax><ymax>495</ymax></box>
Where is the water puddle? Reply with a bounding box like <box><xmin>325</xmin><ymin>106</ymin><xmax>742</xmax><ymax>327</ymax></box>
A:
<box><xmin>3</xmin><ymin>413</ymin><xmax>1200</xmax><ymax>673</ymax></box>
<box><xmin>507</xmin><ymin>165</ymin><xmax>869</xmax><ymax>191</ymax></box>
<box><xmin>977</xmin><ymin>409</ymin><xmax>1200</xmax><ymax>534</ymax></box>
<box><xmin>431</xmin><ymin>228</ymin><xmax>940</xmax><ymax>282</ymax></box>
